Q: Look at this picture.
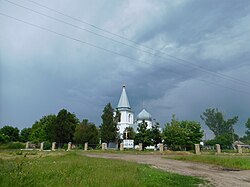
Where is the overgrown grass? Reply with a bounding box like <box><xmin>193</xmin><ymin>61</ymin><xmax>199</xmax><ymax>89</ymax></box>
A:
<box><xmin>167</xmin><ymin>155</ymin><xmax>250</xmax><ymax>170</ymax></box>
<box><xmin>0</xmin><ymin>151</ymin><xmax>205</xmax><ymax>187</ymax></box>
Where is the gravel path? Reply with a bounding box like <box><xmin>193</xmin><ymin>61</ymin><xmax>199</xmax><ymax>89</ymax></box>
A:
<box><xmin>85</xmin><ymin>153</ymin><xmax>250</xmax><ymax>187</ymax></box>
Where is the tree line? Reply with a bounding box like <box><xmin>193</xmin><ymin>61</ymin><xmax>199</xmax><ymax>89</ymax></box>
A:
<box><xmin>1</xmin><ymin>103</ymin><xmax>250</xmax><ymax>150</ymax></box>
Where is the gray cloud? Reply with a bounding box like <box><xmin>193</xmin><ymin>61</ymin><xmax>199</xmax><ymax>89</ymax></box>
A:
<box><xmin>1</xmin><ymin>0</ymin><xmax>250</xmax><ymax>138</ymax></box>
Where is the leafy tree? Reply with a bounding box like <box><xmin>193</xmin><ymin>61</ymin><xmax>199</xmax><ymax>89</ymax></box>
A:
<box><xmin>74</xmin><ymin>119</ymin><xmax>99</xmax><ymax>145</ymax></box>
<box><xmin>180</xmin><ymin>120</ymin><xmax>203</xmax><ymax>149</ymax></box>
<box><xmin>0</xmin><ymin>125</ymin><xmax>19</xmax><ymax>142</ymax></box>
<box><xmin>200</xmin><ymin>108</ymin><xmax>238</xmax><ymax>137</ymax></box>
<box><xmin>163</xmin><ymin>116</ymin><xmax>186</xmax><ymax>150</ymax></box>
<box><xmin>123</xmin><ymin>126</ymin><xmax>136</xmax><ymax>140</ymax></box>
<box><xmin>20</xmin><ymin>128</ymin><xmax>32</xmax><ymax>142</ymax></box>
<box><xmin>215</xmin><ymin>134</ymin><xmax>237</xmax><ymax>149</ymax></box>
<box><xmin>240</xmin><ymin>136</ymin><xmax>250</xmax><ymax>145</ymax></box>
<box><xmin>150</xmin><ymin>122</ymin><xmax>162</xmax><ymax>147</ymax></box>
<box><xmin>30</xmin><ymin>114</ymin><xmax>56</xmax><ymax>143</ymax></box>
<box><xmin>135</xmin><ymin>120</ymin><xmax>152</xmax><ymax>150</ymax></box>
<box><xmin>0</xmin><ymin>133</ymin><xmax>10</xmax><ymax>143</ymax></box>
<box><xmin>204</xmin><ymin>139</ymin><xmax>216</xmax><ymax>146</ymax></box>
<box><xmin>100</xmin><ymin>103</ymin><xmax>118</xmax><ymax>144</ymax></box>
<box><xmin>240</xmin><ymin>118</ymin><xmax>250</xmax><ymax>144</ymax></box>
<box><xmin>245</xmin><ymin>118</ymin><xmax>250</xmax><ymax>137</ymax></box>
<box><xmin>52</xmin><ymin>109</ymin><xmax>79</xmax><ymax>143</ymax></box>
<box><xmin>163</xmin><ymin>115</ymin><xmax>203</xmax><ymax>150</ymax></box>
<box><xmin>201</xmin><ymin>108</ymin><xmax>238</xmax><ymax>148</ymax></box>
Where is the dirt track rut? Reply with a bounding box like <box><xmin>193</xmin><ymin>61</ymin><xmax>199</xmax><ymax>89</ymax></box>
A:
<box><xmin>85</xmin><ymin>153</ymin><xmax>250</xmax><ymax>187</ymax></box>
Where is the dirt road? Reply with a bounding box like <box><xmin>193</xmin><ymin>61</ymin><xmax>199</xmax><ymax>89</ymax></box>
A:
<box><xmin>85</xmin><ymin>153</ymin><xmax>250</xmax><ymax>187</ymax></box>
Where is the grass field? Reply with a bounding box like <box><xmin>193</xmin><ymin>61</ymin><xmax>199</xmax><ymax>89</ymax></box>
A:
<box><xmin>167</xmin><ymin>155</ymin><xmax>250</xmax><ymax>170</ymax></box>
<box><xmin>0</xmin><ymin>151</ymin><xmax>205</xmax><ymax>187</ymax></box>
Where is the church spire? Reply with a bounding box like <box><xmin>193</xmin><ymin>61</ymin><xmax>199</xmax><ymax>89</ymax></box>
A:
<box><xmin>117</xmin><ymin>84</ymin><xmax>131</xmax><ymax>109</ymax></box>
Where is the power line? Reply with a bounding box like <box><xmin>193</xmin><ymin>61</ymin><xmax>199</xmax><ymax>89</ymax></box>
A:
<box><xmin>22</xmin><ymin>0</ymin><xmax>250</xmax><ymax>88</ymax></box>
<box><xmin>1</xmin><ymin>12</ymin><xmax>250</xmax><ymax>96</ymax></box>
<box><xmin>0</xmin><ymin>12</ymin><xmax>153</xmax><ymax>66</ymax></box>
<box><xmin>3</xmin><ymin>0</ymin><xmax>154</xmax><ymax>54</ymax></box>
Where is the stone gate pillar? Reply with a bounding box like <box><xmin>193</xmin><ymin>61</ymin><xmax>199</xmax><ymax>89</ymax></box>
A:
<box><xmin>195</xmin><ymin>144</ymin><xmax>201</xmax><ymax>154</ymax></box>
<box><xmin>67</xmin><ymin>142</ymin><xmax>72</xmax><ymax>151</ymax></box>
<box><xmin>159</xmin><ymin>143</ymin><xmax>164</xmax><ymax>152</ymax></box>
<box><xmin>237</xmin><ymin>145</ymin><xmax>242</xmax><ymax>154</ymax></box>
<box><xmin>25</xmin><ymin>141</ymin><xmax>30</xmax><ymax>149</ymax></box>
<box><xmin>120</xmin><ymin>143</ymin><xmax>124</xmax><ymax>151</ymax></box>
<box><xmin>40</xmin><ymin>142</ymin><xmax>44</xmax><ymax>151</ymax></box>
<box><xmin>102</xmin><ymin>143</ymin><xmax>107</xmax><ymax>150</ymax></box>
<box><xmin>84</xmin><ymin>142</ymin><xmax>88</xmax><ymax>151</ymax></box>
<box><xmin>139</xmin><ymin>143</ymin><xmax>143</xmax><ymax>151</ymax></box>
<box><xmin>52</xmin><ymin>142</ymin><xmax>56</xmax><ymax>151</ymax></box>
<box><xmin>216</xmin><ymin>144</ymin><xmax>221</xmax><ymax>154</ymax></box>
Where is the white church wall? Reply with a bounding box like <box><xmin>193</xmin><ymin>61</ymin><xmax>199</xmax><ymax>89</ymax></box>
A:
<box><xmin>119</xmin><ymin>111</ymin><xmax>134</xmax><ymax>125</ymax></box>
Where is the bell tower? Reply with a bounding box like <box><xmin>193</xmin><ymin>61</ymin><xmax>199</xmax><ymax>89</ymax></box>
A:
<box><xmin>116</xmin><ymin>84</ymin><xmax>134</xmax><ymax>138</ymax></box>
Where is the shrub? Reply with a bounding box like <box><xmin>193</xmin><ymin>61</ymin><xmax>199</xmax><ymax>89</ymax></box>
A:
<box><xmin>0</xmin><ymin>142</ymin><xmax>25</xmax><ymax>149</ymax></box>
<box><xmin>43</xmin><ymin>141</ymin><xmax>52</xmax><ymax>150</ymax></box>
<box><xmin>0</xmin><ymin>133</ymin><xmax>10</xmax><ymax>143</ymax></box>
<box><xmin>78</xmin><ymin>144</ymin><xmax>83</xmax><ymax>149</ymax></box>
<box><xmin>63</xmin><ymin>143</ymin><xmax>68</xmax><ymax>150</ymax></box>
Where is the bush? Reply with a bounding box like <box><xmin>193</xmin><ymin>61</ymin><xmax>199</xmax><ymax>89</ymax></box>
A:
<box><xmin>0</xmin><ymin>133</ymin><xmax>10</xmax><ymax>143</ymax></box>
<box><xmin>43</xmin><ymin>141</ymin><xmax>52</xmax><ymax>150</ymax></box>
<box><xmin>0</xmin><ymin>142</ymin><xmax>25</xmax><ymax>149</ymax></box>
<box><xmin>63</xmin><ymin>143</ymin><xmax>68</xmax><ymax>150</ymax></box>
<box><xmin>78</xmin><ymin>144</ymin><xmax>83</xmax><ymax>149</ymax></box>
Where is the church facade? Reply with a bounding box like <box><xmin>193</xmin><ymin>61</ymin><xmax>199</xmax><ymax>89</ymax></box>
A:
<box><xmin>116</xmin><ymin>85</ymin><xmax>154</xmax><ymax>138</ymax></box>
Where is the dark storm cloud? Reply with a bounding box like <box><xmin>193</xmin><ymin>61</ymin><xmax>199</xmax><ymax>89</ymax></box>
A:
<box><xmin>135</xmin><ymin>0</ymin><xmax>250</xmax><ymax>44</ymax></box>
<box><xmin>1</xmin><ymin>0</ymin><xmax>250</xmax><ymax>138</ymax></box>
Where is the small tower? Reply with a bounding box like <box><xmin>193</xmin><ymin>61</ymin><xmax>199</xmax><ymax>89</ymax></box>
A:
<box><xmin>117</xmin><ymin>84</ymin><xmax>134</xmax><ymax>138</ymax></box>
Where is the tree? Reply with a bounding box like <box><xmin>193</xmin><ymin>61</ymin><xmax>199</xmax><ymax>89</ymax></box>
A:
<box><xmin>240</xmin><ymin>118</ymin><xmax>250</xmax><ymax>144</ymax></box>
<box><xmin>215</xmin><ymin>134</ymin><xmax>237</xmax><ymax>149</ymax></box>
<box><xmin>150</xmin><ymin>122</ymin><xmax>162</xmax><ymax>147</ymax></box>
<box><xmin>245</xmin><ymin>118</ymin><xmax>250</xmax><ymax>137</ymax></box>
<box><xmin>0</xmin><ymin>125</ymin><xmax>19</xmax><ymax>142</ymax></box>
<box><xmin>200</xmin><ymin>108</ymin><xmax>238</xmax><ymax>137</ymax></box>
<box><xmin>163</xmin><ymin>116</ymin><xmax>186</xmax><ymax>150</ymax></box>
<box><xmin>135</xmin><ymin>120</ymin><xmax>152</xmax><ymax>150</ymax></box>
<box><xmin>0</xmin><ymin>133</ymin><xmax>10</xmax><ymax>143</ymax></box>
<box><xmin>52</xmin><ymin>109</ymin><xmax>79</xmax><ymax>143</ymax></box>
<box><xmin>29</xmin><ymin>114</ymin><xmax>56</xmax><ymax>143</ymax></box>
<box><xmin>201</xmin><ymin>108</ymin><xmax>238</xmax><ymax>148</ymax></box>
<box><xmin>100</xmin><ymin>103</ymin><xmax>118</xmax><ymax>144</ymax></box>
<box><xmin>163</xmin><ymin>115</ymin><xmax>203</xmax><ymax>150</ymax></box>
<box><xmin>20</xmin><ymin>128</ymin><xmax>32</xmax><ymax>142</ymax></box>
<box><xmin>179</xmin><ymin>120</ymin><xmax>203</xmax><ymax>150</ymax></box>
<box><xmin>74</xmin><ymin>119</ymin><xmax>99</xmax><ymax>146</ymax></box>
<box><xmin>123</xmin><ymin>126</ymin><xmax>136</xmax><ymax>140</ymax></box>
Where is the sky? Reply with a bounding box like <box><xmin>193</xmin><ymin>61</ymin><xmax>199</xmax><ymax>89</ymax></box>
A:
<box><xmin>1</xmin><ymin>0</ymin><xmax>250</xmax><ymax>139</ymax></box>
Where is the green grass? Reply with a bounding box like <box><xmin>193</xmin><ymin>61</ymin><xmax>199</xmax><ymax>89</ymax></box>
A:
<box><xmin>0</xmin><ymin>151</ymin><xmax>205</xmax><ymax>187</ymax></box>
<box><xmin>167</xmin><ymin>155</ymin><xmax>250</xmax><ymax>170</ymax></box>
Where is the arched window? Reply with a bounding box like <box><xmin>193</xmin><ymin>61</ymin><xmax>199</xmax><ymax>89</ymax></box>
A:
<box><xmin>128</xmin><ymin>114</ymin><xmax>131</xmax><ymax>123</ymax></box>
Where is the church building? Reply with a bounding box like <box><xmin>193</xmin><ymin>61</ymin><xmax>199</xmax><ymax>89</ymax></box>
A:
<box><xmin>116</xmin><ymin>85</ymin><xmax>154</xmax><ymax>138</ymax></box>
